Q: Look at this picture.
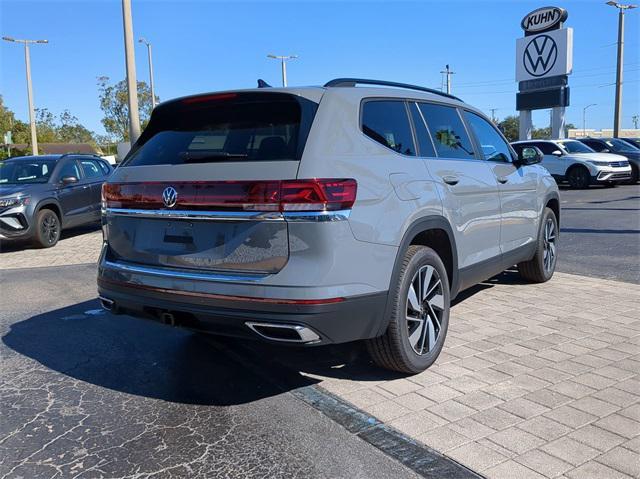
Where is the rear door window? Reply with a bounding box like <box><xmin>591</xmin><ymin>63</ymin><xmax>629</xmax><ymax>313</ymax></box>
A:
<box><xmin>79</xmin><ymin>159</ymin><xmax>104</xmax><ymax>179</ymax></box>
<box><xmin>361</xmin><ymin>100</ymin><xmax>416</xmax><ymax>156</ymax></box>
<box><xmin>123</xmin><ymin>93</ymin><xmax>316</xmax><ymax>166</ymax></box>
<box><xmin>418</xmin><ymin>103</ymin><xmax>476</xmax><ymax>160</ymax></box>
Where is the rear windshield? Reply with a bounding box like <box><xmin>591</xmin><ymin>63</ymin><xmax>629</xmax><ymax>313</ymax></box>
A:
<box><xmin>122</xmin><ymin>92</ymin><xmax>317</xmax><ymax>166</ymax></box>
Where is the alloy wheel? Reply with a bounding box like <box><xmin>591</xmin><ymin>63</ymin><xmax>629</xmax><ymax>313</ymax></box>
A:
<box><xmin>41</xmin><ymin>214</ymin><xmax>59</xmax><ymax>245</ymax></box>
<box><xmin>406</xmin><ymin>265</ymin><xmax>444</xmax><ymax>355</ymax></box>
<box><xmin>543</xmin><ymin>218</ymin><xmax>557</xmax><ymax>274</ymax></box>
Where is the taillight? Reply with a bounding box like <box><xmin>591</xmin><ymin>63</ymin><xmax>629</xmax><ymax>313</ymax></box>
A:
<box><xmin>102</xmin><ymin>179</ymin><xmax>357</xmax><ymax>212</ymax></box>
<box><xmin>280</xmin><ymin>179</ymin><xmax>357</xmax><ymax>211</ymax></box>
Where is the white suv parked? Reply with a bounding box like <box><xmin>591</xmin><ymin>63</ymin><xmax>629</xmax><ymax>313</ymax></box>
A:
<box><xmin>511</xmin><ymin>139</ymin><xmax>631</xmax><ymax>188</ymax></box>
<box><xmin>98</xmin><ymin>79</ymin><xmax>560</xmax><ymax>373</ymax></box>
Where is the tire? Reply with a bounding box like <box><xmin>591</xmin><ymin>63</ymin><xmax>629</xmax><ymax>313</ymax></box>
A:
<box><xmin>629</xmin><ymin>164</ymin><xmax>639</xmax><ymax>184</ymax></box>
<box><xmin>567</xmin><ymin>166</ymin><xmax>590</xmax><ymax>189</ymax></box>
<box><xmin>33</xmin><ymin>209</ymin><xmax>61</xmax><ymax>248</ymax></box>
<box><xmin>366</xmin><ymin>245</ymin><xmax>450</xmax><ymax>374</ymax></box>
<box><xmin>518</xmin><ymin>207</ymin><xmax>558</xmax><ymax>283</ymax></box>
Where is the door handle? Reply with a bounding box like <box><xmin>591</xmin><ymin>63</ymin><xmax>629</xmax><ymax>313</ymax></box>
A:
<box><xmin>442</xmin><ymin>175</ymin><xmax>459</xmax><ymax>186</ymax></box>
<box><xmin>497</xmin><ymin>177</ymin><xmax>508</xmax><ymax>184</ymax></box>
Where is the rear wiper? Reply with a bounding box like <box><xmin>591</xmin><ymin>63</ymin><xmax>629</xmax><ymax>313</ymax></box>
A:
<box><xmin>180</xmin><ymin>152</ymin><xmax>248</xmax><ymax>163</ymax></box>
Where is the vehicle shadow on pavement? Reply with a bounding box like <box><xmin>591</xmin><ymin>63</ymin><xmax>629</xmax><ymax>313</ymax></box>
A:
<box><xmin>0</xmin><ymin>223</ymin><xmax>101</xmax><ymax>253</ymax></box>
<box><xmin>2</xmin><ymin>299</ymin><xmax>318</xmax><ymax>406</ymax></box>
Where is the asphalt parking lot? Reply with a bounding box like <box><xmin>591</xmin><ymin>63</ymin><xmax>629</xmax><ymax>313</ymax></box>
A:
<box><xmin>556</xmin><ymin>184</ymin><xmax>640</xmax><ymax>283</ymax></box>
<box><xmin>0</xmin><ymin>184</ymin><xmax>638</xmax><ymax>479</ymax></box>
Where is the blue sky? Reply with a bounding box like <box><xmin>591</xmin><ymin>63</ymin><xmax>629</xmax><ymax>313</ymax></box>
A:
<box><xmin>1</xmin><ymin>0</ymin><xmax>638</xmax><ymax>136</ymax></box>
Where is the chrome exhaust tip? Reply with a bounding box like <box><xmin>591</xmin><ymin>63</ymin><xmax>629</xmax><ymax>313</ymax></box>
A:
<box><xmin>99</xmin><ymin>296</ymin><xmax>115</xmax><ymax>311</ymax></box>
<box><xmin>245</xmin><ymin>322</ymin><xmax>321</xmax><ymax>343</ymax></box>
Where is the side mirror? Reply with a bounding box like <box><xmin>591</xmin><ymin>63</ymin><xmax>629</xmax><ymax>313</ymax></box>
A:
<box><xmin>61</xmin><ymin>176</ymin><xmax>78</xmax><ymax>185</ymax></box>
<box><xmin>552</xmin><ymin>150</ymin><xmax>562</xmax><ymax>156</ymax></box>
<box><xmin>515</xmin><ymin>146</ymin><xmax>543</xmax><ymax>167</ymax></box>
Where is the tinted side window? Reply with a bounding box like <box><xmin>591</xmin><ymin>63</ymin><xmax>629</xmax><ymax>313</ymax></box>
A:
<box><xmin>98</xmin><ymin>160</ymin><xmax>111</xmax><ymax>175</ymax></box>
<box><xmin>58</xmin><ymin>161</ymin><xmax>80</xmax><ymax>180</ymax></box>
<box><xmin>536</xmin><ymin>142</ymin><xmax>558</xmax><ymax>155</ymax></box>
<box><xmin>80</xmin><ymin>160</ymin><xmax>103</xmax><ymax>179</ymax></box>
<box><xmin>409</xmin><ymin>102</ymin><xmax>436</xmax><ymax>157</ymax></box>
<box><xmin>362</xmin><ymin>100</ymin><xmax>416</xmax><ymax>156</ymax></box>
<box><xmin>583</xmin><ymin>140</ymin><xmax>605</xmax><ymax>152</ymax></box>
<box><xmin>418</xmin><ymin>104</ymin><xmax>475</xmax><ymax>160</ymax></box>
<box><xmin>511</xmin><ymin>143</ymin><xmax>525</xmax><ymax>156</ymax></box>
<box><xmin>464</xmin><ymin>111</ymin><xmax>513</xmax><ymax>162</ymax></box>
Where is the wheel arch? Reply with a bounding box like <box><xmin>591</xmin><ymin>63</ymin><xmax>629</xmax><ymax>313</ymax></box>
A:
<box><xmin>377</xmin><ymin>216</ymin><xmax>459</xmax><ymax>336</ymax></box>
<box><xmin>544</xmin><ymin>192</ymin><xmax>560</xmax><ymax>226</ymax></box>
<box><xmin>35</xmin><ymin>199</ymin><xmax>63</xmax><ymax>225</ymax></box>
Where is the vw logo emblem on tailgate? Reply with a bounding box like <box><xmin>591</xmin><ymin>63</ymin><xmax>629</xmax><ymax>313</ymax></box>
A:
<box><xmin>162</xmin><ymin>186</ymin><xmax>178</xmax><ymax>208</ymax></box>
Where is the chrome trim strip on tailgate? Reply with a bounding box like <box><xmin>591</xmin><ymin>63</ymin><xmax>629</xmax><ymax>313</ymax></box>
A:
<box><xmin>103</xmin><ymin>208</ymin><xmax>350</xmax><ymax>222</ymax></box>
<box><xmin>102</xmin><ymin>260</ymin><xmax>269</xmax><ymax>282</ymax></box>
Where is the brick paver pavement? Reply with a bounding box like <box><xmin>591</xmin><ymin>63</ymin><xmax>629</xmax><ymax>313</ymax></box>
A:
<box><xmin>302</xmin><ymin>273</ymin><xmax>640</xmax><ymax>478</ymax></box>
<box><xmin>0</xmin><ymin>228</ymin><xmax>102</xmax><ymax>270</ymax></box>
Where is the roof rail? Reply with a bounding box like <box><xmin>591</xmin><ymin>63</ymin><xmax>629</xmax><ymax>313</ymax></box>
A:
<box><xmin>324</xmin><ymin>78</ymin><xmax>462</xmax><ymax>102</ymax></box>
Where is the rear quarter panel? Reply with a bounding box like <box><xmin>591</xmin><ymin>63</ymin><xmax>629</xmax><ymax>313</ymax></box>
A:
<box><xmin>297</xmin><ymin>89</ymin><xmax>444</xmax><ymax>247</ymax></box>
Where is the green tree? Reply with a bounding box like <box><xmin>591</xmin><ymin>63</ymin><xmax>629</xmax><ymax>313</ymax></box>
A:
<box><xmin>57</xmin><ymin>110</ymin><xmax>95</xmax><ymax>143</ymax></box>
<box><xmin>498</xmin><ymin>115</ymin><xmax>576</xmax><ymax>141</ymax></box>
<box><xmin>498</xmin><ymin>115</ymin><xmax>520</xmax><ymax>142</ymax></box>
<box><xmin>97</xmin><ymin>76</ymin><xmax>157</xmax><ymax>142</ymax></box>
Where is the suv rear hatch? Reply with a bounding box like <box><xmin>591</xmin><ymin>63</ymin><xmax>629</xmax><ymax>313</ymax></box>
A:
<box><xmin>103</xmin><ymin>91</ymin><xmax>320</xmax><ymax>274</ymax></box>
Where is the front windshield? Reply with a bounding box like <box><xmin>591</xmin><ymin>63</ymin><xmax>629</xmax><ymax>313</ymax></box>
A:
<box><xmin>606</xmin><ymin>138</ymin><xmax>639</xmax><ymax>152</ymax></box>
<box><xmin>0</xmin><ymin>159</ymin><xmax>56</xmax><ymax>185</ymax></box>
<box><xmin>559</xmin><ymin>141</ymin><xmax>595</xmax><ymax>154</ymax></box>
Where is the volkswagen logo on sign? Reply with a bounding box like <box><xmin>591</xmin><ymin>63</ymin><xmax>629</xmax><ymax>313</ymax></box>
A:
<box><xmin>162</xmin><ymin>186</ymin><xmax>178</xmax><ymax>208</ymax></box>
<box><xmin>523</xmin><ymin>34</ymin><xmax>558</xmax><ymax>77</ymax></box>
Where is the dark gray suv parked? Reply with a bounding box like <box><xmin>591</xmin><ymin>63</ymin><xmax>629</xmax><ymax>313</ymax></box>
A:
<box><xmin>0</xmin><ymin>154</ymin><xmax>113</xmax><ymax>247</ymax></box>
<box><xmin>577</xmin><ymin>137</ymin><xmax>640</xmax><ymax>183</ymax></box>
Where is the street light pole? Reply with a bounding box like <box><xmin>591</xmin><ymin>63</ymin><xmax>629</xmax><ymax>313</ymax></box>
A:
<box><xmin>138</xmin><ymin>38</ymin><xmax>156</xmax><ymax>109</ymax></box>
<box><xmin>606</xmin><ymin>1</ymin><xmax>637</xmax><ymax>137</ymax></box>
<box><xmin>583</xmin><ymin>104</ymin><xmax>597</xmax><ymax>137</ymax></box>
<box><xmin>267</xmin><ymin>54</ymin><xmax>298</xmax><ymax>87</ymax></box>
<box><xmin>121</xmin><ymin>0</ymin><xmax>141</xmax><ymax>144</ymax></box>
<box><xmin>2</xmin><ymin>36</ymin><xmax>48</xmax><ymax>155</ymax></box>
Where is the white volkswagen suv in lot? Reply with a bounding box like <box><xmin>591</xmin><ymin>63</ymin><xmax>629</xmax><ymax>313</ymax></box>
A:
<box><xmin>511</xmin><ymin>139</ymin><xmax>631</xmax><ymax>188</ymax></box>
<box><xmin>98</xmin><ymin>79</ymin><xmax>559</xmax><ymax>373</ymax></box>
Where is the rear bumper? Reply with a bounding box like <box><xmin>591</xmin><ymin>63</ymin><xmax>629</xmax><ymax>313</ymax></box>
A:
<box><xmin>97</xmin><ymin>276</ymin><xmax>388</xmax><ymax>345</ymax></box>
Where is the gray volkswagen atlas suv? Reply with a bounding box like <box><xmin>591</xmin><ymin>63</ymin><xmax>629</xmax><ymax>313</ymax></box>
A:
<box><xmin>98</xmin><ymin>79</ymin><xmax>559</xmax><ymax>373</ymax></box>
<box><xmin>0</xmin><ymin>154</ymin><xmax>112</xmax><ymax>247</ymax></box>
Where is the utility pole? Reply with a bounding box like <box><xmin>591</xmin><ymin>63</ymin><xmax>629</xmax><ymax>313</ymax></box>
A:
<box><xmin>121</xmin><ymin>0</ymin><xmax>141</xmax><ymax>143</ymax></box>
<box><xmin>607</xmin><ymin>1</ymin><xmax>637</xmax><ymax>137</ymax></box>
<box><xmin>138</xmin><ymin>38</ymin><xmax>156</xmax><ymax>109</ymax></box>
<box><xmin>2</xmin><ymin>36</ymin><xmax>48</xmax><ymax>155</ymax></box>
<box><xmin>490</xmin><ymin>108</ymin><xmax>498</xmax><ymax>123</ymax></box>
<box><xmin>267</xmin><ymin>54</ymin><xmax>298</xmax><ymax>87</ymax></box>
<box><xmin>440</xmin><ymin>64</ymin><xmax>455</xmax><ymax>95</ymax></box>
<box><xmin>583</xmin><ymin>104</ymin><xmax>597</xmax><ymax>137</ymax></box>
<box><xmin>633</xmin><ymin>114</ymin><xmax>639</xmax><ymax>129</ymax></box>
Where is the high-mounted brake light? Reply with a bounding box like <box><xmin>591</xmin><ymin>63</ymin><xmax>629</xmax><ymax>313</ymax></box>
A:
<box><xmin>181</xmin><ymin>93</ymin><xmax>237</xmax><ymax>104</ymax></box>
<box><xmin>103</xmin><ymin>179</ymin><xmax>357</xmax><ymax>212</ymax></box>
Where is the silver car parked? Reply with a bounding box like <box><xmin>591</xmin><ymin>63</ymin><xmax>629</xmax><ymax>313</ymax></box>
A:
<box><xmin>97</xmin><ymin>79</ymin><xmax>559</xmax><ymax>373</ymax></box>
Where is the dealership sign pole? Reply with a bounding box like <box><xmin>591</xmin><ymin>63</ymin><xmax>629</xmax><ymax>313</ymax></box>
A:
<box><xmin>516</xmin><ymin>7</ymin><xmax>573</xmax><ymax>140</ymax></box>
